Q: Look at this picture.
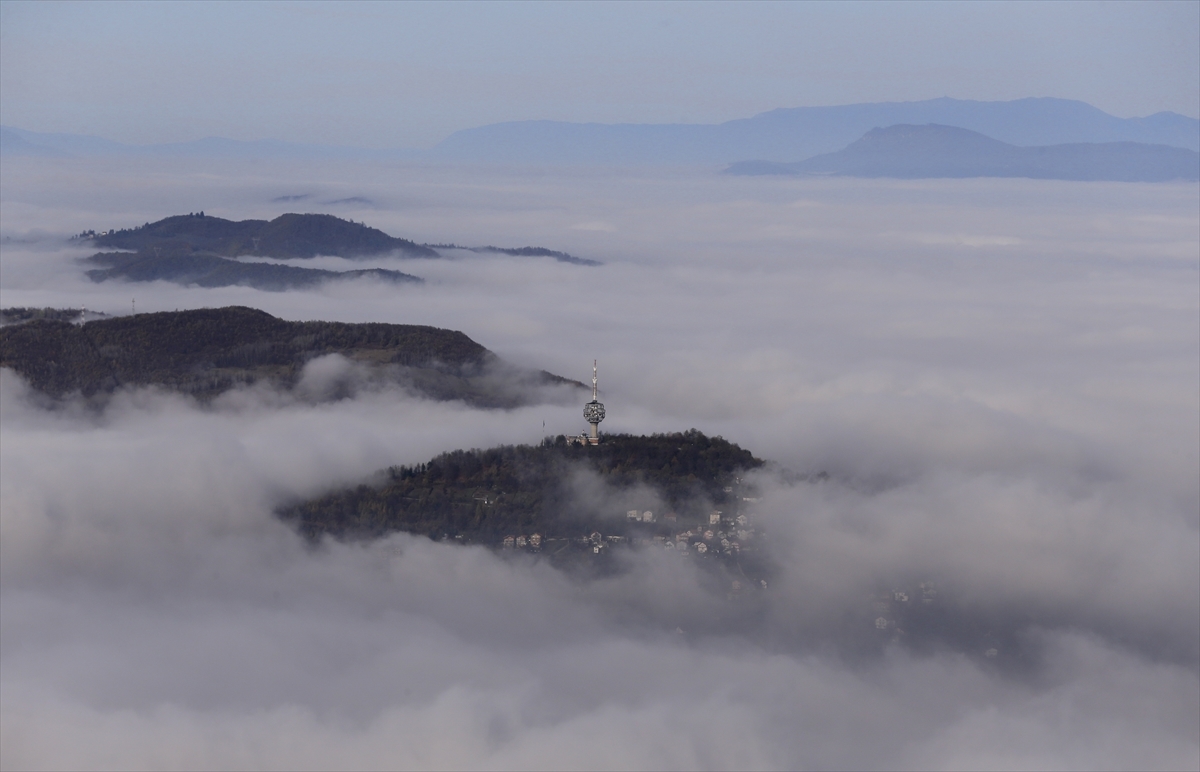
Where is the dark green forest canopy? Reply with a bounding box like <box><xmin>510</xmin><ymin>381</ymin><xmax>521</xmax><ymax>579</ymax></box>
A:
<box><xmin>85</xmin><ymin>212</ymin><xmax>439</xmax><ymax>259</ymax></box>
<box><xmin>280</xmin><ymin>430</ymin><xmax>764</xmax><ymax>543</ymax></box>
<box><xmin>0</xmin><ymin>306</ymin><xmax>579</xmax><ymax>405</ymax></box>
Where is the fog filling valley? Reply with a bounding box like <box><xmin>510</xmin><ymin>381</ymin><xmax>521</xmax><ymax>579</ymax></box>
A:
<box><xmin>1</xmin><ymin>156</ymin><xmax>1197</xmax><ymax>770</ymax></box>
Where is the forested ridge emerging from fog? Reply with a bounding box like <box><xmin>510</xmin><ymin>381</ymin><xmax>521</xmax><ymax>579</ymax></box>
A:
<box><xmin>75</xmin><ymin>213</ymin><xmax>600</xmax><ymax>289</ymax></box>
<box><xmin>85</xmin><ymin>212</ymin><xmax>439</xmax><ymax>258</ymax></box>
<box><xmin>0</xmin><ymin>306</ymin><xmax>580</xmax><ymax>405</ymax></box>
<box><xmin>76</xmin><ymin>212</ymin><xmax>433</xmax><ymax>290</ymax></box>
<box><xmin>282</xmin><ymin>430</ymin><xmax>764</xmax><ymax>543</ymax></box>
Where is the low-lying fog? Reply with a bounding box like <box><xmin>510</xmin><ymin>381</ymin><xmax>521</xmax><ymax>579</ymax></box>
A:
<box><xmin>2</xmin><ymin>156</ymin><xmax>1197</xmax><ymax>770</ymax></box>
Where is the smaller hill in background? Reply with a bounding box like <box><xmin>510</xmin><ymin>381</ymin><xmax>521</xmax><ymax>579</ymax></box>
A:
<box><xmin>87</xmin><ymin>212</ymin><xmax>439</xmax><ymax>259</ymax></box>
<box><xmin>74</xmin><ymin>214</ymin><xmax>602</xmax><ymax>290</ymax></box>
<box><xmin>74</xmin><ymin>212</ymin><xmax>434</xmax><ymax>290</ymax></box>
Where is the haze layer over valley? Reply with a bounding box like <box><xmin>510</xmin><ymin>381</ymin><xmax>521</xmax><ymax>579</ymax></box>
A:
<box><xmin>1</xmin><ymin>153</ymin><xmax>1197</xmax><ymax>769</ymax></box>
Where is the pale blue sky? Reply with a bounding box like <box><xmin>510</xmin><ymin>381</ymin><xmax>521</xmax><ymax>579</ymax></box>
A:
<box><xmin>1</xmin><ymin>0</ymin><xmax>1196</xmax><ymax>148</ymax></box>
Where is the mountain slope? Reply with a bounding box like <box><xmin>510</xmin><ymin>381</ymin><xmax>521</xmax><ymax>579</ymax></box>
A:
<box><xmin>0</xmin><ymin>306</ymin><xmax>581</xmax><ymax>406</ymax></box>
<box><xmin>725</xmin><ymin>124</ymin><xmax>1200</xmax><ymax>181</ymax></box>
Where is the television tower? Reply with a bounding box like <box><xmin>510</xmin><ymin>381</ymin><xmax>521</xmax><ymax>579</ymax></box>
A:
<box><xmin>583</xmin><ymin>360</ymin><xmax>605</xmax><ymax>444</ymax></box>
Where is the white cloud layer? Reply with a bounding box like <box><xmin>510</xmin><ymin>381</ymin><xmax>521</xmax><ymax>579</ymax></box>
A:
<box><xmin>1</xmin><ymin>157</ymin><xmax>1197</xmax><ymax>769</ymax></box>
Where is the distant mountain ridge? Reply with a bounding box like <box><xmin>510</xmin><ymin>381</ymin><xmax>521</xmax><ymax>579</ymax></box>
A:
<box><xmin>6</xmin><ymin>98</ymin><xmax>1196</xmax><ymax>166</ymax></box>
<box><xmin>726</xmin><ymin>124</ymin><xmax>1200</xmax><ymax>182</ymax></box>
<box><xmin>426</xmin><ymin>98</ymin><xmax>1198</xmax><ymax>165</ymax></box>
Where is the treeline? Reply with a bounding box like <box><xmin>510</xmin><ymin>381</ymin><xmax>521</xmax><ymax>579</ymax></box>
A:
<box><xmin>279</xmin><ymin>430</ymin><xmax>763</xmax><ymax>542</ymax></box>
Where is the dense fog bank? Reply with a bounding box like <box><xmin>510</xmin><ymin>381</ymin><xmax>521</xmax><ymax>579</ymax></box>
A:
<box><xmin>2</xmin><ymin>157</ymin><xmax>1197</xmax><ymax>769</ymax></box>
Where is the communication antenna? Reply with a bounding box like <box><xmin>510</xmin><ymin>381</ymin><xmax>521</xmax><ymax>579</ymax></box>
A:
<box><xmin>132</xmin><ymin>298</ymin><xmax>136</xmax><ymax>315</ymax></box>
<box><xmin>251</xmin><ymin>237</ymin><xmax>261</xmax><ymax>253</ymax></box>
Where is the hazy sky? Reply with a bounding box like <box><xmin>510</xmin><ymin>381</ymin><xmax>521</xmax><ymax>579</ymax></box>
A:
<box><xmin>2</xmin><ymin>1</ymin><xmax>1197</xmax><ymax>148</ymax></box>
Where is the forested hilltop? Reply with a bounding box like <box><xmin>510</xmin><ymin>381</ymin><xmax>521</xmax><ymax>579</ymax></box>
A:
<box><xmin>281</xmin><ymin>430</ymin><xmax>764</xmax><ymax>544</ymax></box>
<box><xmin>84</xmin><ymin>212</ymin><xmax>438</xmax><ymax>258</ymax></box>
<box><xmin>75</xmin><ymin>213</ymin><xmax>600</xmax><ymax>290</ymax></box>
<box><xmin>75</xmin><ymin>212</ymin><xmax>432</xmax><ymax>290</ymax></box>
<box><xmin>0</xmin><ymin>306</ymin><xmax>581</xmax><ymax>406</ymax></box>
